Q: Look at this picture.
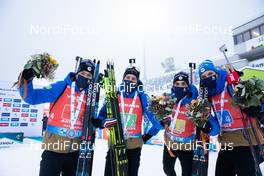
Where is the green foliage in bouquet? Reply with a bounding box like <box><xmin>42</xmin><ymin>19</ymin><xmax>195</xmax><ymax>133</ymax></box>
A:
<box><xmin>24</xmin><ymin>53</ymin><xmax>59</xmax><ymax>80</ymax></box>
<box><xmin>185</xmin><ymin>99</ymin><xmax>211</xmax><ymax>128</ymax></box>
<box><xmin>148</xmin><ymin>93</ymin><xmax>177</xmax><ymax>120</ymax></box>
<box><xmin>232</xmin><ymin>77</ymin><xmax>264</xmax><ymax>108</ymax></box>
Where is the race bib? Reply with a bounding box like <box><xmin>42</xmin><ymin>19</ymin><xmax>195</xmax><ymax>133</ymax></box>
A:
<box><xmin>215</xmin><ymin>110</ymin><xmax>233</xmax><ymax>126</ymax></box>
<box><xmin>121</xmin><ymin>113</ymin><xmax>137</xmax><ymax>130</ymax></box>
<box><xmin>174</xmin><ymin>119</ymin><xmax>186</xmax><ymax>133</ymax></box>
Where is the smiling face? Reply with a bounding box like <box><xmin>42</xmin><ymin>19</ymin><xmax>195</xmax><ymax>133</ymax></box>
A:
<box><xmin>200</xmin><ymin>70</ymin><xmax>217</xmax><ymax>80</ymax></box>
<box><xmin>123</xmin><ymin>74</ymin><xmax>137</xmax><ymax>83</ymax></box>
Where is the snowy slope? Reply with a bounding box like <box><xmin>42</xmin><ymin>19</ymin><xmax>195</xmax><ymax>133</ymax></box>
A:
<box><xmin>0</xmin><ymin>139</ymin><xmax>263</xmax><ymax>176</ymax></box>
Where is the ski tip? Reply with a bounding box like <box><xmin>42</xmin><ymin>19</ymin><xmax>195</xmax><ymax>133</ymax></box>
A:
<box><xmin>104</xmin><ymin>70</ymin><xmax>108</xmax><ymax>76</ymax></box>
<box><xmin>107</xmin><ymin>62</ymin><xmax>110</xmax><ymax>69</ymax></box>
<box><xmin>98</xmin><ymin>73</ymin><xmax>104</xmax><ymax>82</ymax></box>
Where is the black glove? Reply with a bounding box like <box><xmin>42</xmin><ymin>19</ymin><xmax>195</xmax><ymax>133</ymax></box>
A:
<box><xmin>91</xmin><ymin>118</ymin><xmax>104</xmax><ymax>129</ymax></box>
<box><xmin>142</xmin><ymin>133</ymin><xmax>153</xmax><ymax>144</ymax></box>
<box><xmin>198</xmin><ymin>121</ymin><xmax>212</xmax><ymax>134</ymax></box>
<box><xmin>235</xmin><ymin>69</ymin><xmax>244</xmax><ymax>77</ymax></box>
<box><xmin>241</xmin><ymin>106</ymin><xmax>262</xmax><ymax>118</ymax></box>
<box><xmin>21</xmin><ymin>68</ymin><xmax>35</xmax><ymax>81</ymax></box>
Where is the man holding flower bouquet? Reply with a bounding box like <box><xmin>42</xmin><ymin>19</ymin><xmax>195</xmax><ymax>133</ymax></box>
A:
<box><xmin>162</xmin><ymin>71</ymin><xmax>219</xmax><ymax>176</ymax></box>
<box><xmin>198</xmin><ymin>59</ymin><xmax>264</xmax><ymax>176</ymax></box>
<box><xmin>18</xmin><ymin>57</ymin><xmax>96</xmax><ymax>176</ymax></box>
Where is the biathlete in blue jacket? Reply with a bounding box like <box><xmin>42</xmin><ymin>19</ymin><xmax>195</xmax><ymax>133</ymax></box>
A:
<box><xmin>162</xmin><ymin>71</ymin><xmax>219</xmax><ymax>176</ymax></box>
<box><xmin>92</xmin><ymin>62</ymin><xmax>163</xmax><ymax>176</ymax></box>
<box><xmin>198</xmin><ymin>60</ymin><xmax>264</xmax><ymax>176</ymax></box>
<box><xmin>19</xmin><ymin>59</ymin><xmax>96</xmax><ymax>176</ymax></box>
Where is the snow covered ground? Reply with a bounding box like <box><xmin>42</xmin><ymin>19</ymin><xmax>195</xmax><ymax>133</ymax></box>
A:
<box><xmin>0</xmin><ymin>138</ymin><xmax>263</xmax><ymax>176</ymax></box>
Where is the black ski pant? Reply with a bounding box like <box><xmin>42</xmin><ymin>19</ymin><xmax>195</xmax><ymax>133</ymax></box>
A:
<box><xmin>215</xmin><ymin>146</ymin><xmax>256</xmax><ymax>176</ymax></box>
<box><xmin>104</xmin><ymin>147</ymin><xmax>142</xmax><ymax>176</ymax></box>
<box><xmin>255</xmin><ymin>145</ymin><xmax>264</xmax><ymax>164</ymax></box>
<box><xmin>39</xmin><ymin>150</ymin><xmax>79</xmax><ymax>176</ymax></box>
<box><xmin>163</xmin><ymin>145</ymin><xmax>194</xmax><ymax>176</ymax></box>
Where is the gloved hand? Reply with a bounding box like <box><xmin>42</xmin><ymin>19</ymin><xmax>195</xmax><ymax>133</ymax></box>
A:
<box><xmin>91</xmin><ymin>118</ymin><xmax>103</xmax><ymax>128</ymax></box>
<box><xmin>226</xmin><ymin>70</ymin><xmax>240</xmax><ymax>85</ymax></box>
<box><xmin>241</xmin><ymin>106</ymin><xmax>262</xmax><ymax>118</ymax></box>
<box><xmin>101</xmin><ymin>118</ymin><xmax>117</xmax><ymax>128</ymax></box>
<box><xmin>142</xmin><ymin>133</ymin><xmax>153</xmax><ymax>144</ymax></box>
<box><xmin>21</xmin><ymin>68</ymin><xmax>36</xmax><ymax>82</ymax></box>
<box><xmin>198</xmin><ymin>121</ymin><xmax>212</xmax><ymax>134</ymax></box>
<box><xmin>232</xmin><ymin>69</ymin><xmax>244</xmax><ymax>77</ymax></box>
<box><xmin>160</xmin><ymin>116</ymin><xmax>171</xmax><ymax>127</ymax></box>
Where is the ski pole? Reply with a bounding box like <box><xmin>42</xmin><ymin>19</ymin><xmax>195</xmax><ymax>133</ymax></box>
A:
<box><xmin>219</xmin><ymin>45</ymin><xmax>239</xmax><ymax>85</ymax></box>
<box><xmin>189</xmin><ymin>62</ymin><xmax>196</xmax><ymax>85</ymax></box>
<box><xmin>75</xmin><ymin>56</ymin><xmax>83</xmax><ymax>73</ymax></box>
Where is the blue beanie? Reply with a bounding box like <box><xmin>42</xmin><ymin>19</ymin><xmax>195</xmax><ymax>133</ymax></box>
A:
<box><xmin>198</xmin><ymin>59</ymin><xmax>218</xmax><ymax>76</ymax></box>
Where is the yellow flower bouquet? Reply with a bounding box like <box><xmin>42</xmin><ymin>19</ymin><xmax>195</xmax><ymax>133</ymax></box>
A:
<box><xmin>148</xmin><ymin>93</ymin><xmax>177</xmax><ymax>120</ymax></box>
<box><xmin>185</xmin><ymin>99</ymin><xmax>211</xmax><ymax>128</ymax></box>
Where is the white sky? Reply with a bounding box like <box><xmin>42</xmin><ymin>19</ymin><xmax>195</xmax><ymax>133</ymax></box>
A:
<box><xmin>0</xmin><ymin>0</ymin><xmax>264</xmax><ymax>84</ymax></box>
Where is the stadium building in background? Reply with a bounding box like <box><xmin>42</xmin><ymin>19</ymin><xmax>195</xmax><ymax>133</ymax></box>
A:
<box><xmin>233</xmin><ymin>14</ymin><xmax>264</xmax><ymax>68</ymax></box>
<box><xmin>144</xmin><ymin>13</ymin><xmax>264</xmax><ymax>94</ymax></box>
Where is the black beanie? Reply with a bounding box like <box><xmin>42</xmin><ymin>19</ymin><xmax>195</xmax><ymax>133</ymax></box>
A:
<box><xmin>77</xmin><ymin>59</ymin><xmax>95</xmax><ymax>75</ymax></box>
<box><xmin>123</xmin><ymin>66</ymin><xmax>140</xmax><ymax>80</ymax></box>
<box><xmin>173</xmin><ymin>71</ymin><xmax>189</xmax><ymax>85</ymax></box>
